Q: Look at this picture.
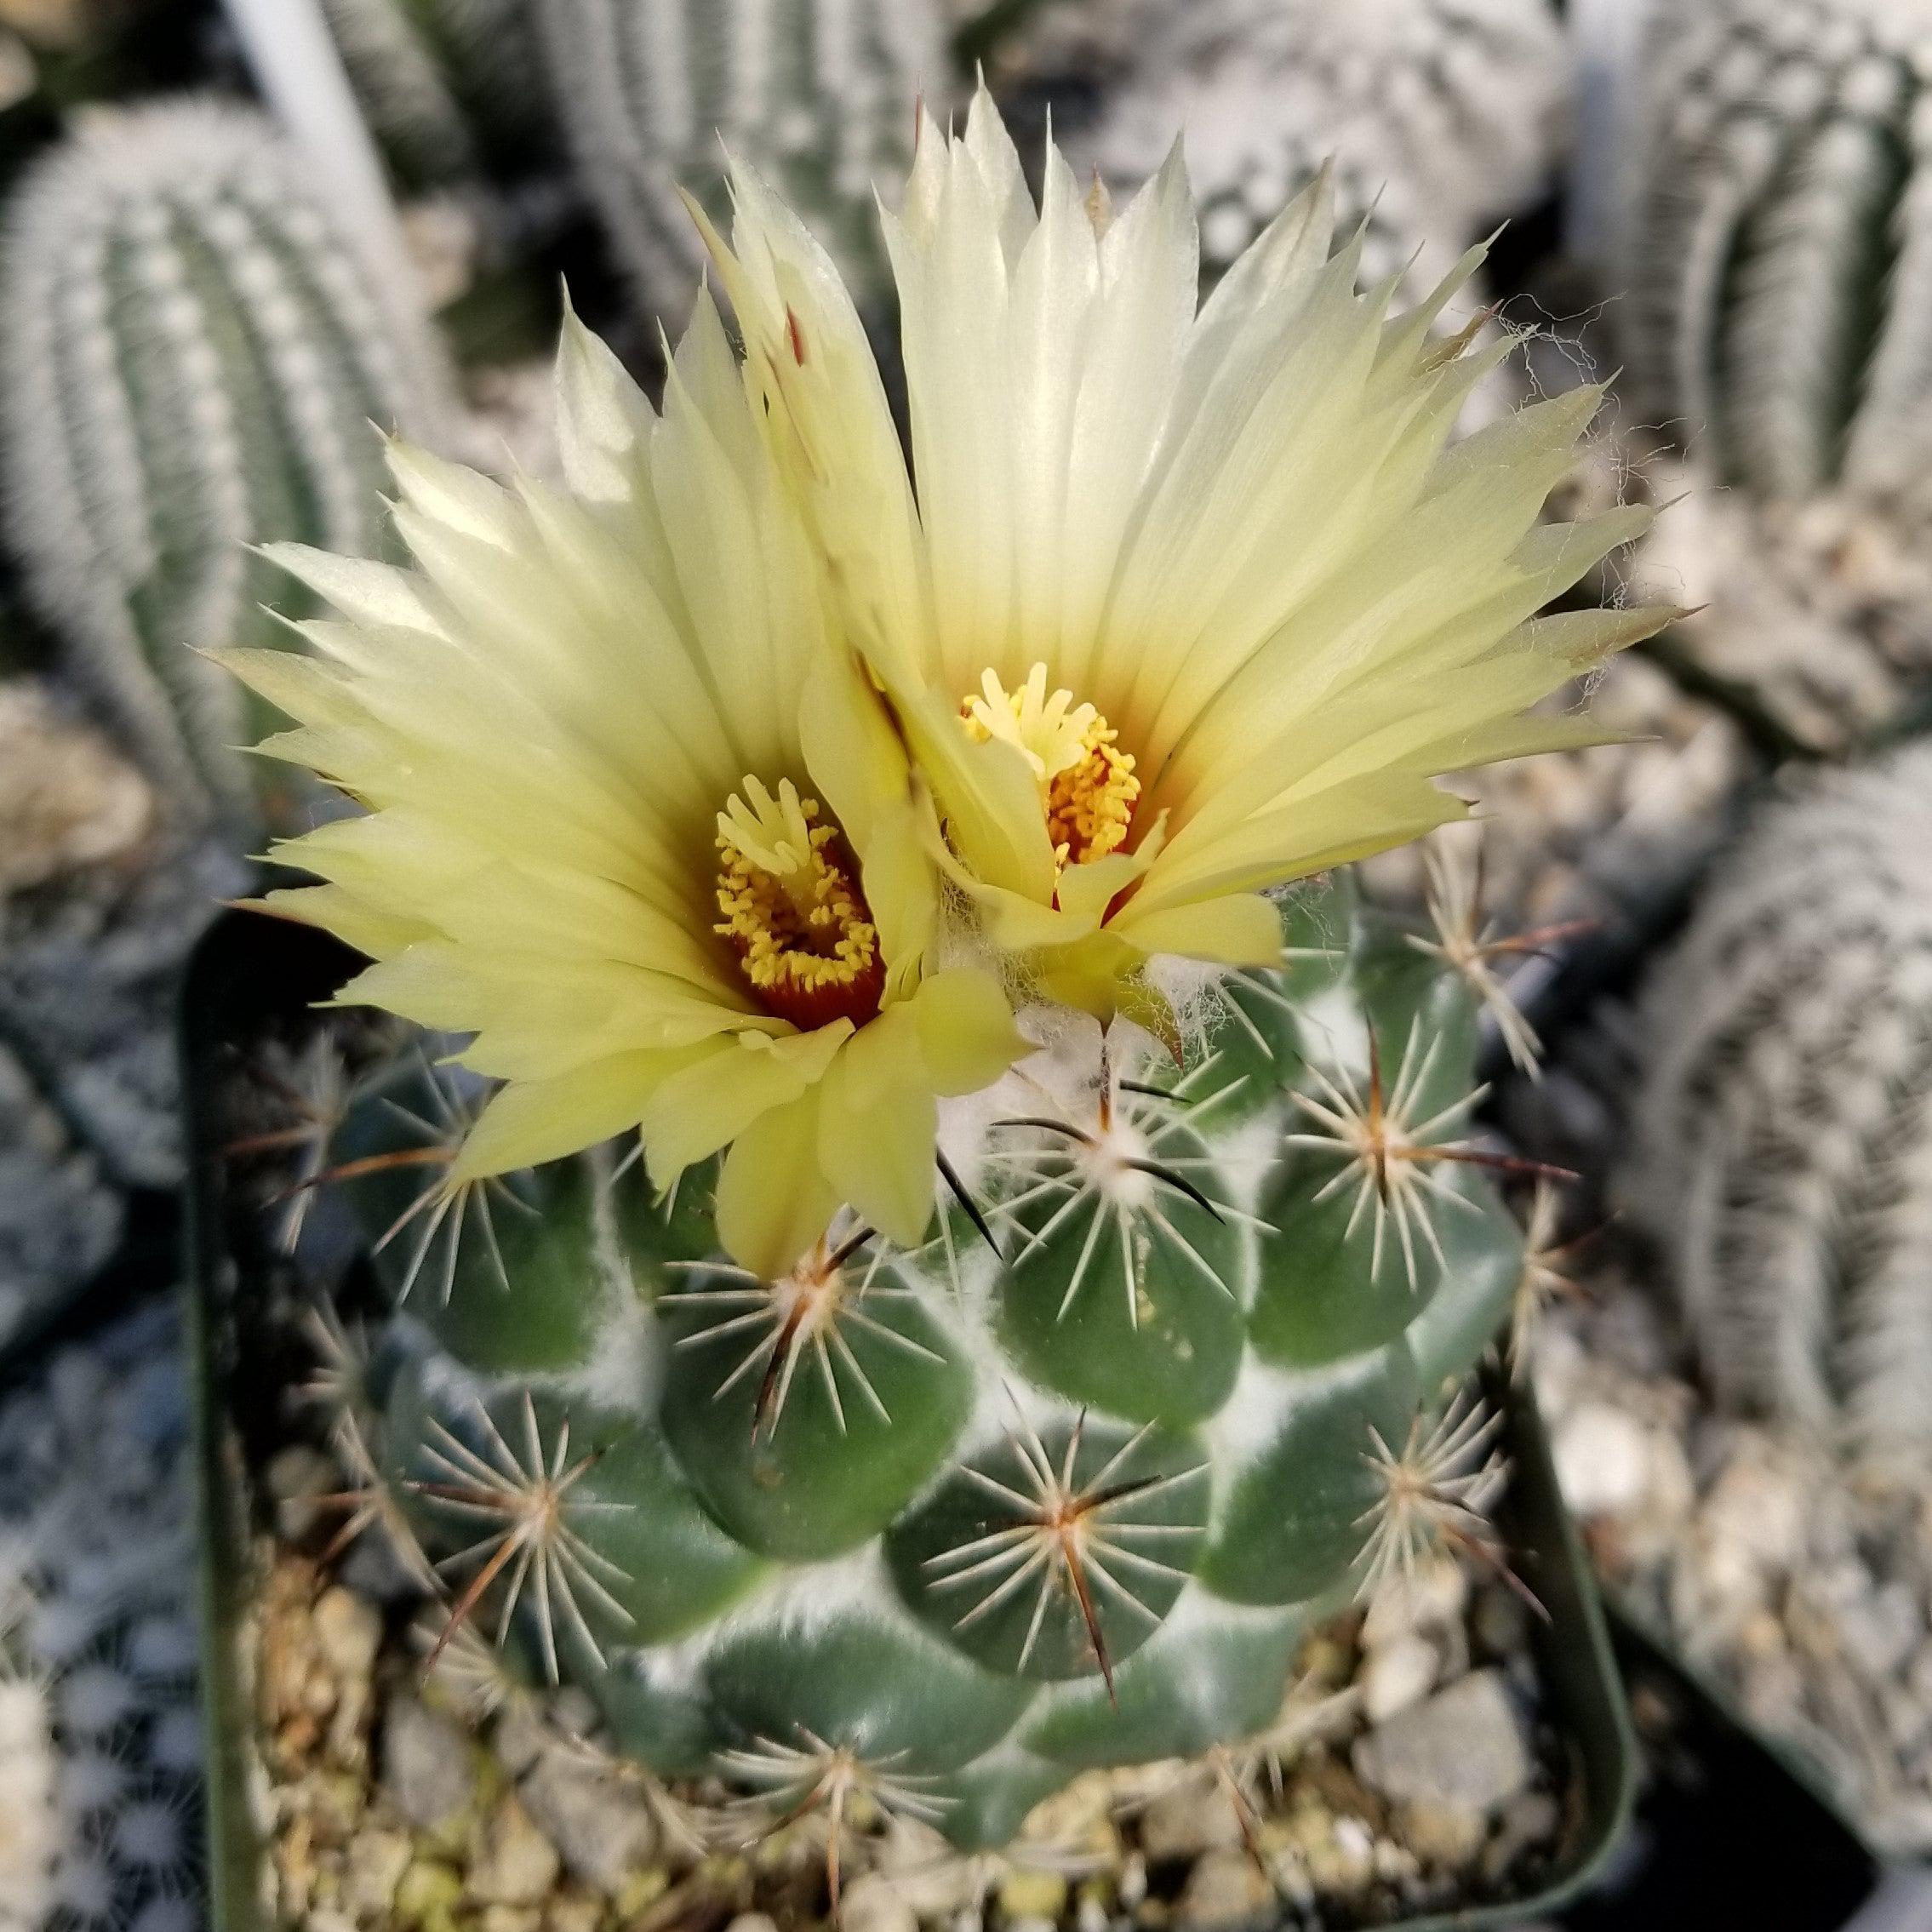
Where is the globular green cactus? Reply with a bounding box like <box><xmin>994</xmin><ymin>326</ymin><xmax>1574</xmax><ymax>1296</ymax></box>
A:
<box><xmin>533</xmin><ymin>0</ymin><xmax>947</xmax><ymax>320</ymax></box>
<box><xmin>0</xmin><ymin>101</ymin><xmax>451</xmax><ymax>827</ymax></box>
<box><xmin>1627</xmin><ymin>744</ymin><xmax>1932</xmax><ymax>1466</ymax></box>
<box><xmin>301</xmin><ymin>883</ymin><xmax>1531</xmax><ymax>1854</ymax></box>
<box><xmin>321</xmin><ymin>0</ymin><xmax>555</xmax><ymax>187</ymax></box>
<box><xmin>1621</xmin><ymin>0</ymin><xmax>1932</xmax><ymax>504</ymax></box>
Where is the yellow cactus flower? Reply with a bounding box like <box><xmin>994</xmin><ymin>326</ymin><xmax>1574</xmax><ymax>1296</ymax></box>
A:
<box><xmin>218</xmin><ymin>302</ymin><xmax>1026</xmax><ymax>1277</ymax></box>
<box><xmin>696</xmin><ymin>91</ymin><xmax>1674</xmax><ymax>1032</ymax></box>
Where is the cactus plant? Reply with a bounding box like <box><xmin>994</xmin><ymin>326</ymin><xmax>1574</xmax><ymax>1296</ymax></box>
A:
<box><xmin>0</xmin><ymin>100</ymin><xmax>450</xmax><ymax>826</ymax></box>
<box><xmin>0</xmin><ymin>1295</ymin><xmax>206</xmax><ymax>1929</ymax></box>
<box><xmin>1095</xmin><ymin>110</ymin><xmax>1451</xmax><ymax>301</ymax></box>
<box><xmin>1627</xmin><ymin>743</ymin><xmax>1932</xmax><ymax>1466</ymax></box>
<box><xmin>0</xmin><ymin>1596</ymin><xmax>55</xmax><ymax>1932</ymax></box>
<box><xmin>532</xmin><ymin>0</ymin><xmax>947</xmax><ymax>319</ymax></box>
<box><xmin>321</xmin><ymin>0</ymin><xmax>555</xmax><ymax>187</ymax></box>
<box><xmin>1075</xmin><ymin>0</ymin><xmax>1569</xmax><ymax>285</ymax></box>
<box><xmin>1620</xmin><ymin>0</ymin><xmax>1932</xmax><ymax>505</ymax></box>
<box><xmin>291</xmin><ymin>881</ymin><xmax>1537</xmax><ymax>1855</ymax></box>
<box><xmin>215</xmin><ymin>86</ymin><xmax>1660</xmax><ymax>1861</ymax></box>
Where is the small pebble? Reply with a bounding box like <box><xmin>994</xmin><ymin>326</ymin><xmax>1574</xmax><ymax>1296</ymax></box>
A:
<box><xmin>1352</xmin><ymin>1670</ymin><xmax>1533</xmax><ymax>1814</ymax></box>
<box><xmin>1361</xmin><ymin>1635</ymin><xmax>1438</xmax><ymax>1723</ymax></box>
<box><xmin>381</xmin><ymin>1697</ymin><xmax>477</xmax><ymax>1832</ymax></box>
<box><xmin>517</xmin><ymin>1746</ymin><xmax>657</xmax><ymax>1892</ymax></box>
<box><xmin>467</xmin><ymin>1794</ymin><xmax>561</xmax><ymax>1907</ymax></box>
<box><xmin>1139</xmin><ymin>1780</ymin><xmax>1245</xmax><ymax>1862</ymax></box>
<box><xmin>311</xmin><ymin>1588</ymin><xmax>381</xmax><ymax>1683</ymax></box>
<box><xmin>839</xmin><ymin>1873</ymin><xmax>917</xmax><ymax>1932</ymax></box>
<box><xmin>1175</xmin><ymin>1848</ymin><xmax>1272</xmax><ymax>1925</ymax></box>
<box><xmin>1552</xmin><ymin>1403</ymin><xmax>1651</xmax><ymax>1518</ymax></box>
<box><xmin>997</xmin><ymin>1870</ymin><xmax>1070</xmax><ymax>1919</ymax></box>
<box><xmin>1395</xmin><ymin>1797</ymin><xmax>1486</xmax><ymax>1867</ymax></box>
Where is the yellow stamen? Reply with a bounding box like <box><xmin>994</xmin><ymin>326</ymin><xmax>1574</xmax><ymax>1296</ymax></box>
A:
<box><xmin>963</xmin><ymin>664</ymin><xmax>1140</xmax><ymax>870</ymax></box>
<box><xmin>715</xmin><ymin>779</ymin><xmax>883</xmax><ymax>1030</ymax></box>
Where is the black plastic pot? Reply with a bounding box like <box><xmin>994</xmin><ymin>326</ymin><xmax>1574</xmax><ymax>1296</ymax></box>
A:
<box><xmin>181</xmin><ymin>910</ymin><xmax>1638</xmax><ymax>1932</ymax></box>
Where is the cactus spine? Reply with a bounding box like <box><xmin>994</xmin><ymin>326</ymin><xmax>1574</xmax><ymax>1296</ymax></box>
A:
<box><xmin>0</xmin><ymin>101</ymin><xmax>450</xmax><ymax>826</ymax></box>
<box><xmin>1628</xmin><ymin>745</ymin><xmax>1932</xmax><ymax>1466</ymax></box>
<box><xmin>296</xmin><ymin>884</ymin><xmax>1532</xmax><ymax>1851</ymax></box>
<box><xmin>321</xmin><ymin>0</ymin><xmax>555</xmax><ymax>186</ymax></box>
<box><xmin>533</xmin><ymin>0</ymin><xmax>946</xmax><ymax>320</ymax></box>
<box><xmin>1622</xmin><ymin>0</ymin><xmax>1932</xmax><ymax>505</ymax></box>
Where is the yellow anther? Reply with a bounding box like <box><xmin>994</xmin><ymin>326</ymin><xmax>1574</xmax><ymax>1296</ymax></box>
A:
<box><xmin>963</xmin><ymin>664</ymin><xmax>1140</xmax><ymax>870</ymax></box>
<box><xmin>715</xmin><ymin>780</ymin><xmax>883</xmax><ymax>1030</ymax></box>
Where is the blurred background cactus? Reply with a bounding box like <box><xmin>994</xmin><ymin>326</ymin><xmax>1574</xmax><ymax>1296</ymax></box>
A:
<box><xmin>1626</xmin><ymin>745</ymin><xmax>1932</xmax><ymax>1468</ymax></box>
<box><xmin>321</xmin><ymin>0</ymin><xmax>556</xmax><ymax>188</ymax></box>
<box><xmin>0</xmin><ymin>99</ymin><xmax>451</xmax><ymax>831</ymax></box>
<box><xmin>1040</xmin><ymin>0</ymin><xmax>1569</xmax><ymax>288</ymax></box>
<box><xmin>1618</xmin><ymin>0</ymin><xmax>1932</xmax><ymax>510</ymax></box>
<box><xmin>294</xmin><ymin>889</ymin><xmax>1531</xmax><ymax>1845</ymax></box>
<box><xmin>0</xmin><ymin>1296</ymin><xmax>205</xmax><ymax>1931</ymax></box>
<box><xmin>532</xmin><ymin>0</ymin><xmax>949</xmax><ymax>323</ymax></box>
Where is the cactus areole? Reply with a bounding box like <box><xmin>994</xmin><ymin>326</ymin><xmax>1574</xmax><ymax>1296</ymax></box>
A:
<box><xmin>223</xmin><ymin>93</ymin><xmax>1667</xmax><ymax>1849</ymax></box>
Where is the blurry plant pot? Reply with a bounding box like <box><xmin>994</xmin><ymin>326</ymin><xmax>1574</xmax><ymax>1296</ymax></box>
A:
<box><xmin>182</xmin><ymin>911</ymin><xmax>1638</xmax><ymax>1932</ymax></box>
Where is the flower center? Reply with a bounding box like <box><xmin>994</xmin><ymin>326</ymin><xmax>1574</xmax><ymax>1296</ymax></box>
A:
<box><xmin>714</xmin><ymin>778</ymin><xmax>884</xmax><ymax>1031</ymax></box>
<box><xmin>961</xmin><ymin>664</ymin><xmax>1140</xmax><ymax>871</ymax></box>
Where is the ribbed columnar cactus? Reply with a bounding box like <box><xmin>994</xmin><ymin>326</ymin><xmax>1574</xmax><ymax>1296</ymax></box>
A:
<box><xmin>1078</xmin><ymin>0</ymin><xmax>1569</xmax><ymax>283</ymax></box>
<box><xmin>0</xmin><ymin>101</ymin><xmax>449</xmax><ymax>826</ymax></box>
<box><xmin>322</xmin><ymin>0</ymin><xmax>554</xmax><ymax>186</ymax></box>
<box><xmin>533</xmin><ymin>0</ymin><xmax>946</xmax><ymax>318</ymax></box>
<box><xmin>1622</xmin><ymin>0</ymin><xmax>1932</xmax><ymax>504</ymax></box>
<box><xmin>302</xmin><ymin>887</ymin><xmax>1531</xmax><ymax>1849</ymax></box>
<box><xmin>1628</xmin><ymin>745</ymin><xmax>1932</xmax><ymax>1465</ymax></box>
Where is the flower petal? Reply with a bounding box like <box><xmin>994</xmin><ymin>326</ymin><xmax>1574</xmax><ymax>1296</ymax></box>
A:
<box><xmin>716</xmin><ymin>1089</ymin><xmax>842</xmax><ymax>1278</ymax></box>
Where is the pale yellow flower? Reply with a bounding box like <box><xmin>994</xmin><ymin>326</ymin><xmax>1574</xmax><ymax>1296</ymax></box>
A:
<box><xmin>696</xmin><ymin>92</ymin><xmax>1671</xmax><ymax>1032</ymax></box>
<box><xmin>219</xmin><ymin>302</ymin><xmax>1025</xmax><ymax>1276</ymax></box>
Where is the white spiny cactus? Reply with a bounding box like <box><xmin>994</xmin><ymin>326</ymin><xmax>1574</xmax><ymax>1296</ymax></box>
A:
<box><xmin>1077</xmin><ymin>0</ymin><xmax>1569</xmax><ymax>283</ymax></box>
<box><xmin>1629</xmin><ymin>455</ymin><xmax>1932</xmax><ymax>751</ymax></box>
<box><xmin>533</xmin><ymin>0</ymin><xmax>948</xmax><ymax>322</ymax></box>
<box><xmin>0</xmin><ymin>100</ymin><xmax>451</xmax><ymax>826</ymax></box>
<box><xmin>0</xmin><ymin>1595</ymin><xmax>56</xmax><ymax>1932</ymax></box>
<box><xmin>0</xmin><ymin>1299</ymin><xmax>205</xmax><ymax>1931</ymax></box>
<box><xmin>1620</xmin><ymin>0</ymin><xmax>1932</xmax><ymax>505</ymax></box>
<box><xmin>1628</xmin><ymin>745</ymin><xmax>1932</xmax><ymax>1465</ymax></box>
<box><xmin>322</xmin><ymin>0</ymin><xmax>553</xmax><ymax>185</ymax></box>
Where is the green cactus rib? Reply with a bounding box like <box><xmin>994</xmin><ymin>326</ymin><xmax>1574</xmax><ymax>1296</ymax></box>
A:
<box><xmin>1626</xmin><ymin>0</ymin><xmax>1932</xmax><ymax>503</ymax></box>
<box><xmin>533</xmin><ymin>0</ymin><xmax>946</xmax><ymax>319</ymax></box>
<box><xmin>0</xmin><ymin>102</ymin><xmax>449</xmax><ymax>826</ymax></box>
<box><xmin>311</xmin><ymin>885</ymin><xmax>1534</xmax><ymax>1850</ymax></box>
